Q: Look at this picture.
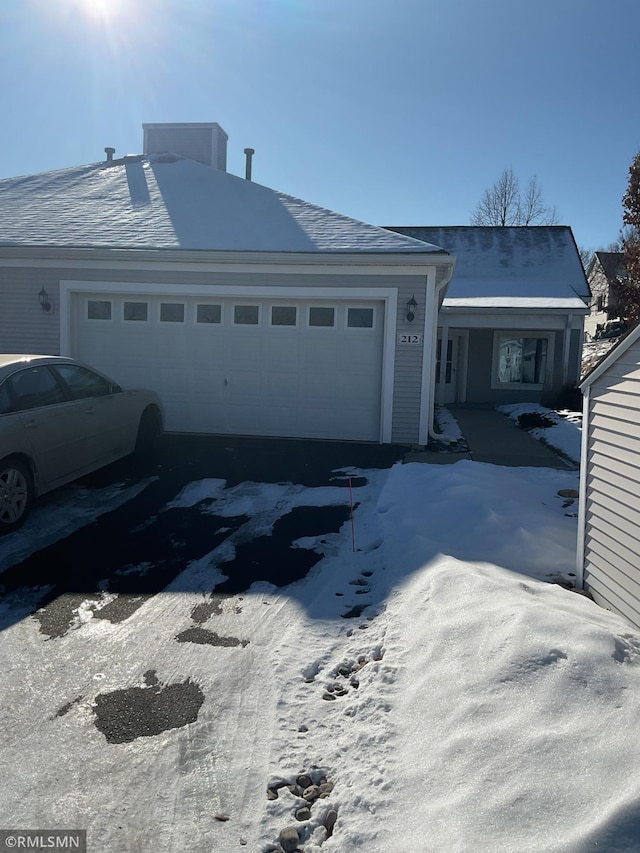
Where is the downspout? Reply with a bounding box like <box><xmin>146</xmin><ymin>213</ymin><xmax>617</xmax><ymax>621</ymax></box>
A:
<box><xmin>575</xmin><ymin>382</ymin><xmax>590</xmax><ymax>589</ymax></box>
<box><xmin>426</xmin><ymin>264</ymin><xmax>455</xmax><ymax>442</ymax></box>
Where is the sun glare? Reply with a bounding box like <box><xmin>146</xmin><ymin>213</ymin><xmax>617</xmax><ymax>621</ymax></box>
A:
<box><xmin>75</xmin><ymin>0</ymin><xmax>128</xmax><ymax>23</ymax></box>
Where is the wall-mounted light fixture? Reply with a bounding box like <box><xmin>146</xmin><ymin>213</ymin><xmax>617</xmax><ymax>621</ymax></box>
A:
<box><xmin>406</xmin><ymin>294</ymin><xmax>417</xmax><ymax>323</ymax></box>
<box><xmin>38</xmin><ymin>286</ymin><xmax>52</xmax><ymax>314</ymax></box>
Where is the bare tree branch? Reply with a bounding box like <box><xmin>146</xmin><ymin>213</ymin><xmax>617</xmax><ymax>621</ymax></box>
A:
<box><xmin>471</xmin><ymin>169</ymin><xmax>559</xmax><ymax>226</ymax></box>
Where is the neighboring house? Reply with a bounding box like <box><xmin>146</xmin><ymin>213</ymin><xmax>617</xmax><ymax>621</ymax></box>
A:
<box><xmin>0</xmin><ymin>123</ymin><xmax>455</xmax><ymax>446</ymax></box>
<box><xmin>577</xmin><ymin>322</ymin><xmax>640</xmax><ymax>630</ymax></box>
<box><xmin>387</xmin><ymin>227</ymin><xmax>590</xmax><ymax>406</ymax></box>
<box><xmin>584</xmin><ymin>251</ymin><xmax>627</xmax><ymax>340</ymax></box>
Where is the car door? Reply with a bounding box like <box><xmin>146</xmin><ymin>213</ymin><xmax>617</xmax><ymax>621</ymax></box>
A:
<box><xmin>7</xmin><ymin>365</ymin><xmax>90</xmax><ymax>491</ymax></box>
<box><xmin>51</xmin><ymin>363</ymin><xmax>135</xmax><ymax>461</ymax></box>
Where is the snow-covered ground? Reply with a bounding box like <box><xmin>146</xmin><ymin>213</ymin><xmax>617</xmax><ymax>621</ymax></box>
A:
<box><xmin>499</xmin><ymin>403</ymin><xmax>582</xmax><ymax>464</ymax></box>
<box><xmin>2</xmin><ymin>432</ymin><xmax>640</xmax><ymax>852</ymax></box>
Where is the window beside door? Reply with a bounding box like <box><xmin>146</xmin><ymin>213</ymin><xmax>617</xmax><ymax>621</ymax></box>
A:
<box><xmin>492</xmin><ymin>333</ymin><xmax>551</xmax><ymax>388</ymax></box>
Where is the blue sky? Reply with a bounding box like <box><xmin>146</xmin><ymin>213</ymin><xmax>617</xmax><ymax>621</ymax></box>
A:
<box><xmin>1</xmin><ymin>0</ymin><xmax>639</xmax><ymax>250</ymax></box>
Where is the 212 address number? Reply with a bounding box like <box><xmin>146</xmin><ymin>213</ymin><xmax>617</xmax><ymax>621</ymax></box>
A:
<box><xmin>397</xmin><ymin>333</ymin><xmax>423</xmax><ymax>345</ymax></box>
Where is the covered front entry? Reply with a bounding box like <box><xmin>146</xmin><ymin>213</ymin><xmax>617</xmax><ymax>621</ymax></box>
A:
<box><xmin>70</xmin><ymin>290</ymin><xmax>386</xmax><ymax>442</ymax></box>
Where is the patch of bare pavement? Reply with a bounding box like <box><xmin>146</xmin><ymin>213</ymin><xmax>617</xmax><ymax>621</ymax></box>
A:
<box><xmin>93</xmin><ymin>670</ymin><xmax>205</xmax><ymax>745</ymax></box>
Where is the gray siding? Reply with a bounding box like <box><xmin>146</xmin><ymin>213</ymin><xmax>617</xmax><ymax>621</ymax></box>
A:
<box><xmin>0</xmin><ymin>268</ymin><xmax>60</xmax><ymax>354</ymax></box>
<box><xmin>0</xmin><ymin>263</ymin><xmax>429</xmax><ymax>444</ymax></box>
<box><xmin>392</xmin><ymin>283</ymin><xmax>427</xmax><ymax>444</ymax></box>
<box><xmin>583</xmin><ymin>339</ymin><xmax>640</xmax><ymax>629</ymax></box>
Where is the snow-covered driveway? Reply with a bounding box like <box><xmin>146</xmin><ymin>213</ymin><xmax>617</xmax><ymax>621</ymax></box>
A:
<box><xmin>2</xmin><ymin>439</ymin><xmax>640</xmax><ymax>852</ymax></box>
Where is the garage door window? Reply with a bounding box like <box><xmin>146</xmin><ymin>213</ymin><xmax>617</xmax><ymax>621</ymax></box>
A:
<box><xmin>347</xmin><ymin>307</ymin><xmax>374</xmax><ymax>328</ymax></box>
<box><xmin>234</xmin><ymin>305</ymin><xmax>259</xmax><ymax>325</ymax></box>
<box><xmin>160</xmin><ymin>303</ymin><xmax>185</xmax><ymax>323</ymax></box>
<box><xmin>196</xmin><ymin>304</ymin><xmax>222</xmax><ymax>324</ymax></box>
<box><xmin>87</xmin><ymin>300</ymin><xmax>112</xmax><ymax>321</ymax></box>
<box><xmin>309</xmin><ymin>306</ymin><xmax>335</xmax><ymax>327</ymax></box>
<box><xmin>124</xmin><ymin>302</ymin><xmax>148</xmax><ymax>322</ymax></box>
<box><xmin>271</xmin><ymin>306</ymin><xmax>297</xmax><ymax>326</ymax></box>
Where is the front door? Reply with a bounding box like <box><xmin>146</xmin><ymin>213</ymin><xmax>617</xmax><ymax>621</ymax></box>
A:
<box><xmin>436</xmin><ymin>335</ymin><xmax>460</xmax><ymax>404</ymax></box>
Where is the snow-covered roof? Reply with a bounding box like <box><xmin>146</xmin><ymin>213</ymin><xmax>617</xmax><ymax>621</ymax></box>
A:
<box><xmin>387</xmin><ymin>226</ymin><xmax>590</xmax><ymax>309</ymax></box>
<box><xmin>0</xmin><ymin>155</ymin><xmax>446</xmax><ymax>255</ymax></box>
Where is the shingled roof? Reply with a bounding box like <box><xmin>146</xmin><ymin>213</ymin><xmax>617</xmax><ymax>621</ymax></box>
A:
<box><xmin>387</xmin><ymin>226</ymin><xmax>590</xmax><ymax>310</ymax></box>
<box><xmin>0</xmin><ymin>155</ymin><xmax>445</xmax><ymax>255</ymax></box>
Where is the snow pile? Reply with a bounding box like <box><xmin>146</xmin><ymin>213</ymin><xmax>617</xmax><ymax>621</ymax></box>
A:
<box><xmin>434</xmin><ymin>405</ymin><xmax>465</xmax><ymax>444</ymax></box>
<box><xmin>499</xmin><ymin>403</ymin><xmax>582</xmax><ymax>464</ymax></box>
<box><xmin>3</xmin><ymin>459</ymin><xmax>640</xmax><ymax>852</ymax></box>
<box><xmin>388</xmin><ymin>557</ymin><xmax>640</xmax><ymax>853</ymax></box>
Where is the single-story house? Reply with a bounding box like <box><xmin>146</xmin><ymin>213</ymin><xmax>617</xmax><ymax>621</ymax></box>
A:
<box><xmin>577</xmin><ymin>321</ymin><xmax>640</xmax><ymax>630</ymax></box>
<box><xmin>0</xmin><ymin>123</ymin><xmax>455</xmax><ymax>446</ymax></box>
<box><xmin>0</xmin><ymin>122</ymin><xmax>589</xmax><ymax>446</ymax></box>
<box><xmin>387</xmin><ymin>227</ymin><xmax>590</xmax><ymax>407</ymax></box>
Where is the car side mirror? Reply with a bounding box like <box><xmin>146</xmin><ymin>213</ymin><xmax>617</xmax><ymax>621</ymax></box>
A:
<box><xmin>109</xmin><ymin>383</ymin><xmax>122</xmax><ymax>394</ymax></box>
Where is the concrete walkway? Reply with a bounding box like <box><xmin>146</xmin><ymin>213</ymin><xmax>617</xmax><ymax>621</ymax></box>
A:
<box><xmin>404</xmin><ymin>406</ymin><xmax>575</xmax><ymax>469</ymax></box>
<box><xmin>449</xmin><ymin>406</ymin><xmax>574</xmax><ymax>468</ymax></box>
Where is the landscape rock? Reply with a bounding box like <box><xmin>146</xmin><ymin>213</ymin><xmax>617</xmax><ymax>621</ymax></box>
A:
<box><xmin>279</xmin><ymin>826</ymin><xmax>300</xmax><ymax>852</ymax></box>
<box><xmin>302</xmin><ymin>784</ymin><xmax>320</xmax><ymax>802</ymax></box>
<box><xmin>295</xmin><ymin>805</ymin><xmax>311</xmax><ymax>821</ymax></box>
<box><xmin>324</xmin><ymin>808</ymin><xmax>338</xmax><ymax>838</ymax></box>
<box><xmin>296</xmin><ymin>774</ymin><xmax>313</xmax><ymax>789</ymax></box>
<box><xmin>558</xmin><ymin>488</ymin><xmax>579</xmax><ymax>498</ymax></box>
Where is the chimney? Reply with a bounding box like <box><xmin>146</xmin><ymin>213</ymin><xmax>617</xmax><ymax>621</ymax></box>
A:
<box><xmin>142</xmin><ymin>122</ymin><xmax>228</xmax><ymax>171</ymax></box>
<box><xmin>244</xmin><ymin>148</ymin><xmax>255</xmax><ymax>181</ymax></box>
<box><xmin>104</xmin><ymin>147</ymin><xmax>115</xmax><ymax>163</ymax></box>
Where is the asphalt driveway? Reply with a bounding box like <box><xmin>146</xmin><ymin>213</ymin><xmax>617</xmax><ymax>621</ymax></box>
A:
<box><xmin>0</xmin><ymin>434</ymin><xmax>405</xmax><ymax>636</ymax></box>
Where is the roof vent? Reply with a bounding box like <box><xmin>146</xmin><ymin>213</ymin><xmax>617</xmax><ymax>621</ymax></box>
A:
<box><xmin>104</xmin><ymin>147</ymin><xmax>115</xmax><ymax>163</ymax></box>
<box><xmin>244</xmin><ymin>148</ymin><xmax>255</xmax><ymax>181</ymax></box>
<box><xmin>142</xmin><ymin>122</ymin><xmax>228</xmax><ymax>171</ymax></box>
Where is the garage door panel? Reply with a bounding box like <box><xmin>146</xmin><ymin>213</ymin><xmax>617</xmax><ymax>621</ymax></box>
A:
<box><xmin>263</xmin><ymin>373</ymin><xmax>300</xmax><ymax>403</ymax></box>
<box><xmin>227</xmin><ymin>338</ymin><xmax>262</xmax><ymax>370</ymax></box>
<box><xmin>262</xmin><ymin>337</ymin><xmax>299</xmax><ymax>370</ymax></box>
<box><xmin>298</xmin><ymin>407</ymin><xmax>336</xmax><ymax>437</ymax></box>
<box><xmin>74</xmin><ymin>294</ymin><xmax>384</xmax><ymax>442</ymax></box>
<box><xmin>227</xmin><ymin>374</ymin><xmax>261</xmax><ymax>399</ymax></box>
<box><xmin>190</xmin><ymin>335</ymin><xmax>228</xmax><ymax>361</ymax></box>
<box><xmin>299</xmin><ymin>372</ymin><xmax>337</xmax><ymax>404</ymax></box>
<box><xmin>301</xmin><ymin>341</ymin><xmax>338</xmax><ymax>371</ymax></box>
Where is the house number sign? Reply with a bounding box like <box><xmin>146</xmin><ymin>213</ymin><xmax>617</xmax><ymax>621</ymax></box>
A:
<box><xmin>397</xmin><ymin>333</ymin><xmax>422</xmax><ymax>345</ymax></box>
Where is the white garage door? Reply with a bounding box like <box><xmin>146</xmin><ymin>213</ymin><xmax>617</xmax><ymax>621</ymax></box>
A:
<box><xmin>73</xmin><ymin>293</ymin><xmax>385</xmax><ymax>441</ymax></box>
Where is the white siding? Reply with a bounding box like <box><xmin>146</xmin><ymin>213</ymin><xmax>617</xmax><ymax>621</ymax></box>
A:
<box><xmin>583</xmin><ymin>336</ymin><xmax>640</xmax><ymax>628</ymax></box>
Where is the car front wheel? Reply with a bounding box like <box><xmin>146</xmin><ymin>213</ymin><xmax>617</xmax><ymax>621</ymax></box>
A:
<box><xmin>134</xmin><ymin>407</ymin><xmax>163</xmax><ymax>462</ymax></box>
<box><xmin>0</xmin><ymin>459</ymin><xmax>33</xmax><ymax>534</ymax></box>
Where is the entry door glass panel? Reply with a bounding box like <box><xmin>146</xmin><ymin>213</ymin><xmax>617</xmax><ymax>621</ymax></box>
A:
<box><xmin>436</xmin><ymin>339</ymin><xmax>454</xmax><ymax>384</ymax></box>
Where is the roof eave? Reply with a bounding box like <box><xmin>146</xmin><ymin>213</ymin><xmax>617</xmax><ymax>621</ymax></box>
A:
<box><xmin>0</xmin><ymin>244</ymin><xmax>453</xmax><ymax>269</ymax></box>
